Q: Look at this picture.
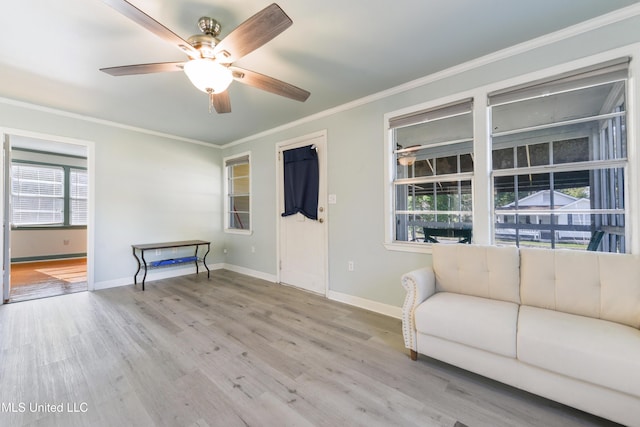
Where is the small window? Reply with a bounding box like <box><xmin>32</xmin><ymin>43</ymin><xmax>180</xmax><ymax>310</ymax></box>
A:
<box><xmin>389</xmin><ymin>99</ymin><xmax>474</xmax><ymax>245</ymax></box>
<box><xmin>11</xmin><ymin>164</ymin><xmax>64</xmax><ymax>226</ymax></box>
<box><xmin>224</xmin><ymin>153</ymin><xmax>251</xmax><ymax>233</ymax></box>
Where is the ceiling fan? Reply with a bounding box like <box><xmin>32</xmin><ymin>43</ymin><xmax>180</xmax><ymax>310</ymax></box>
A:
<box><xmin>99</xmin><ymin>0</ymin><xmax>310</xmax><ymax>113</ymax></box>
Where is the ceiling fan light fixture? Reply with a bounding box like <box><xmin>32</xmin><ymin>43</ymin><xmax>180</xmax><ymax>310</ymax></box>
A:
<box><xmin>184</xmin><ymin>59</ymin><xmax>233</xmax><ymax>94</ymax></box>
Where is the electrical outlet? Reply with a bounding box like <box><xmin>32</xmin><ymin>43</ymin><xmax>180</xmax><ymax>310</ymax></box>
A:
<box><xmin>223</xmin><ymin>248</ymin><xmax>228</xmax><ymax>254</ymax></box>
<box><xmin>172</xmin><ymin>248</ymin><xmax>178</xmax><ymax>254</ymax></box>
<box><xmin>348</xmin><ymin>261</ymin><xmax>354</xmax><ymax>271</ymax></box>
<box><xmin>155</xmin><ymin>249</ymin><xmax>161</xmax><ymax>256</ymax></box>
<box><xmin>63</xmin><ymin>239</ymin><xmax>70</xmax><ymax>245</ymax></box>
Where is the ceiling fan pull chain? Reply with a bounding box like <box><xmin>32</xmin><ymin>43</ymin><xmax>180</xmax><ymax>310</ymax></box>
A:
<box><xmin>207</xmin><ymin>89</ymin><xmax>213</xmax><ymax>113</ymax></box>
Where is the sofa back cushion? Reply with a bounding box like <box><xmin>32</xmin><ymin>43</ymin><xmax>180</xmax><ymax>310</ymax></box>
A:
<box><xmin>433</xmin><ymin>244</ymin><xmax>520</xmax><ymax>304</ymax></box>
<box><xmin>520</xmin><ymin>248</ymin><xmax>640</xmax><ymax>329</ymax></box>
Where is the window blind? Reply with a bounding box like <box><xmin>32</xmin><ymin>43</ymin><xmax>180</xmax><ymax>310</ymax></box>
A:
<box><xmin>70</xmin><ymin>168</ymin><xmax>88</xmax><ymax>225</ymax></box>
<box><xmin>11</xmin><ymin>164</ymin><xmax>65</xmax><ymax>225</ymax></box>
<box><xmin>389</xmin><ymin>98</ymin><xmax>473</xmax><ymax>130</ymax></box>
<box><xmin>225</xmin><ymin>155</ymin><xmax>249</xmax><ymax>167</ymax></box>
<box><xmin>488</xmin><ymin>57</ymin><xmax>630</xmax><ymax>106</ymax></box>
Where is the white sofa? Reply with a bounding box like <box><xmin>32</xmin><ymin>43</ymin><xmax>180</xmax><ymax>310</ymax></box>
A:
<box><xmin>401</xmin><ymin>244</ymin><xmax>640</xmax><ymax>426</ymax></box>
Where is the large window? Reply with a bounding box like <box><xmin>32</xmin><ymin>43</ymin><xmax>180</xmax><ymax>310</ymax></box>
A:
<box><xmin>385</xmin><ymin>54</ymin><xmax>637</xmax><ymax>254</ymax></box>
<box><xmin>389</xmin><ymin>99</ymin><xmax>474</xmax><ymax>244</ymax></box>
<box><xmin>489</xmin><ymin>58</ymin><xmax>628</xmax><ymax>252</ymax></box>
<box><xmin>224</xmin><ymin>153</ymin><xmax>251</xmax><ymax>233</ymax></box>
<box><xmin>11</xmin><ymin>163</ymin><xmax>88</xmax><ymax>227</ymax></box>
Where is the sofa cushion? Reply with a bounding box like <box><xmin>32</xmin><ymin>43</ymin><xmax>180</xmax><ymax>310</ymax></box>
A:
<box><xmin>518</xmin><ymin>305</ymin><xmax>640</xmax><ymax>397</ymax></box>
<box><xmin>520</xmin><ymin>248</ymin><xmax>640</xmax><ymax>328</ymax></box>
<box><xmin>433</xmin><ymin>244</ymin><xmax>520</xmax><ymax>304</ymax></box>
<box><xmin>414</xmin><ymin>292</ymin><xmax>519</xmax><ymax>357</ymax></box>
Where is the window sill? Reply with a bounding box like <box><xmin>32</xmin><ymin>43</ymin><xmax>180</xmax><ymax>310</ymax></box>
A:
<box><xmin>384</xmin><ymin>242</ymin><xmax>433</xmax><ymax>254</ymax></box>
<box><xmin>12</xmin><ymin>225</ymin><xmax>87</xmax><ymax>231</ymax></box>
<box><xmin>224</xmin><ymin>228</ymin><xmax>252</xmax><ymax>236</ymax></box>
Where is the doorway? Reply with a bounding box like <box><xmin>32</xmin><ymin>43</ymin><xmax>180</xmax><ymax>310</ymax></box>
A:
<box><xmin>277</xmin><ymin>131</ymin><xmax>328</xmax><ymax>295</ymax></box>
<box><xmin>2</xmin><ymin>132</ymin><xmax>92</xmax><ymax>303</ymax></box>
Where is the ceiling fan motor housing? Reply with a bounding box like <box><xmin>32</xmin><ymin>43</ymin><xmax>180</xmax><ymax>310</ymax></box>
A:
<box><xmin>187</xmin><ymin>17</ymin><xmax>222</xmax><ymax>59</ymax></box>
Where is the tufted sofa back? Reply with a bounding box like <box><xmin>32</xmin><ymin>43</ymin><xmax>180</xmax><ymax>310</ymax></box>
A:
<box><xmin>433</xmin><ymin>244</ymin><xmax>521</xmax><ymax>304</ymax></box>
<box><xmin>520</xmin><ymin>248</ymin><xmax>640</xmax><ymax>329</ymax></box>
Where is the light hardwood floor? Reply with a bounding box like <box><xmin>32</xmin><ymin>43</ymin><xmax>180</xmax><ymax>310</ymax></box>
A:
<box><xmin>9</xmin><ymin>258</ymin><xmax>87</xmax><ymax>303</ymax></box>
<box><xmin>0</xmin><ymin>270</ymin><xmax>619</xmax><ymax>426</ymax></box>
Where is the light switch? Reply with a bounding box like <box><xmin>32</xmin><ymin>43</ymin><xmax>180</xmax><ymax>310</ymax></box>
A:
<box><xmin>328</xmin><ymin>194</ymin><xmax>337</xmax><ymax>204</ymax></box>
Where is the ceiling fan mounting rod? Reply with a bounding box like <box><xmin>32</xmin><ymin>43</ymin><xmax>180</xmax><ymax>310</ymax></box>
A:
<box><xmin>198</xmin><ymin>16</ymin><xmax>221</xmax><ymax>36</ymax></box>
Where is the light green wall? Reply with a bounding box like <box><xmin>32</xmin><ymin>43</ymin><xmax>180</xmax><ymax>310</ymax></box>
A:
<box><xmin>0</xmin><ymin>13</ymin><xmax>638</xmax><ymax>305</ymax></box>
<box><xmin>221</xmin><ymin>14</ymin><xmax>640</xmax><ymax>308</ymax></box>
<box><xmin>0</xmin><ymin>102</ymin><xmax>223</xmax><ymax>287</ymax></box>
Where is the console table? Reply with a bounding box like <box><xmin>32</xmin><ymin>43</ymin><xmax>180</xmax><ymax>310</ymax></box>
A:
<box><xmin>132</xmin><ymin>240</ymin><xmax>211</xmax><ymax>290</ymax></box>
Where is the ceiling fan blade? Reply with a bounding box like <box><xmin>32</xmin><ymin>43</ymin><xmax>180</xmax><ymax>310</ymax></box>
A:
<box><xmin>211</xmin><ymin>91</ymin><xmax>232</xmax><ymax>114</ymax></box>
<box><xmin>101</xmin><ymin>0</ymin><xmax>198</xmax><ymax>57</ymax></box>
<box><xmin>213</xmin><ymin>3</ymin><xmax>292</xmax><ymax>64</ymax></box>
<box><xmin>231</xmin><ymin>67</ymin><xmax>310</xmax><ymax>102</ymax></box>
<box><xmin>100</xmin><ymin>61</ymin><xmax>185</xmax><ymax>76</ymax></box>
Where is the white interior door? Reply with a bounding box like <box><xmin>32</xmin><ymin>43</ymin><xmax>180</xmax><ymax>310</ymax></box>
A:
<box><xmin>277</xmin><ymin>131</ymin><xmax>327</xmax><ymax>295</ymax></box>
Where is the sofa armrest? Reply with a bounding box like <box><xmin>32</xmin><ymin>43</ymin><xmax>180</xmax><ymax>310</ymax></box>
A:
<box><xmin>401</xmin><ymin>267</ymin><xmax>436</xmax><ymax>351</ymax></box>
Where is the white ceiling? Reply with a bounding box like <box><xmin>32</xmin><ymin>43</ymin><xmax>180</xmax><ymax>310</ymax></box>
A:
<box><xmin>1</xmin><ymin>0</ymin><xmax>638</xmax><ymax>146</ymax></box>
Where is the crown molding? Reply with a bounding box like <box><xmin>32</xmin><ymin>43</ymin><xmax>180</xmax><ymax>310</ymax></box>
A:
<box><xmin>0</xmin><ymin>96</ymin><xmax>219</xmax><ymax>149</ymax></box>
<box><xmin>223</xmin><ymin>3</ymin><xmax>640</xmax><ymax>149</ymax></box>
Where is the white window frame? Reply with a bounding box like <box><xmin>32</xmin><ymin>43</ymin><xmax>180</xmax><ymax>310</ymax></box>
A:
<box><xmin>223</xmin><ymin>151</ymin><xmax>252</xmax><ymax>235</ymax></box>
<box><xmin>384</xmin><ymin>43</ymin><xmax>640</xmax><ymax>254</ymax></box>
<box><xmin>387</xmin><ymin>99</ymin><xmax>474</xmax><ymax>248</ymax></box>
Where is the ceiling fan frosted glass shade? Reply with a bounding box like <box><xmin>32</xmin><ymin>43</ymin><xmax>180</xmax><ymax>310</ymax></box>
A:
<box><xmin>184</xmin><ymin>59</ymin><xmax>233</xmax><ymax>93</ymax></box>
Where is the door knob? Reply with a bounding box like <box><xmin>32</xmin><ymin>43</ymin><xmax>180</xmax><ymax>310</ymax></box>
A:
<box><xmin>319</xmin><ymin>218</ymin><xmax>324</xmax><ymax>223</ymax></box>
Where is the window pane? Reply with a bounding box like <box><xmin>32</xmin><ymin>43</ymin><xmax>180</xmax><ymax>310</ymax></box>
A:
<box><xmin>70</xmin><ymin>169</ymin><xmax>88</xmax><ymax>225</ymax></box>
<box><xmin>493</xmin><ymin>167</ymin><xmax>625</xmax><ymax>251</ymax></box>
<box><xmin>228</xmin><ymin>212</ymin><xmax>250</xmax><ymax>230</ymax></box>
<box><xmin>70</xmin><ymin>199</ymin><xmax>87</xmax><ymax>226</ymax></box>
<box><xmin>11</xmin><ymin>164</ymin><xmax>65</xmax><ymax>226</ymax></box>
<box><xmin>491</xmin><ymin>81</ymin><xmax>625</xmax><ymax>133</ymax></box>
<box><xmin>11</xmin><ymin>196</ymin><xmax>64</xmax><ymax>225</ymax></box>
<box><xmin>229</xmin><ymin>195</ymin><xmax>249</xmax><ymax>211</ymax></box>
<box><xmin>395</xmin><ymin>180</ymin><xmax>472</xmax><ymax>243</ymax></box>
<box><xmin>232</xmin><ymin>163</ymin><xmax>249</xmax><ymax>177</ymax></box>
<box><xmin>396</xmin><ymin>141</ymin><xmax>473</xmax><ymax>179</ymax></box>
<box><xmin>231</xmin><ymin>176</ymin><xmax>250</xmax><ymax>194</ymax></box>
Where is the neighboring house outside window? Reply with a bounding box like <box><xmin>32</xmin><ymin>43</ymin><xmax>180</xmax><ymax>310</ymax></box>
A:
<box><xmin>489</xmin><ymin>58</ymin><xmax>629</xmax><ymax>252</ymax></box>
<box><xmin>224</xmin><ymin>152</ymin><xmax>251</xmax><ymax>233</ymax></box>
<box><xmin>387</xmin><ymin>99</ymin><xmax>474</xmax><ymax>246</ymax></box>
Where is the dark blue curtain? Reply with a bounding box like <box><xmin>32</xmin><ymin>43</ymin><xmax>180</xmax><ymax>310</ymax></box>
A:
<box><xmin>281</xmin><ymin>145</ymin><xmax>319</xmax><ymax>220</ymax></box>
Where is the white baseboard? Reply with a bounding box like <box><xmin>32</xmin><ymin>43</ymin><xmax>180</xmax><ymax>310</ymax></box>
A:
<box><xmin>221</xmin><ymin>263</ymin><xmax>277</xmax><ymax>283</ymax></box>
<box><xmin>94</xmin><ymin>263</ymin><xmax>225</xmax><ymax>291</ymax></box>
<box><xmin>93</xmin><ymin>264</ymin><xmax>401</xmax><ymax>320</ymax></box>
<box><xmin>327</xmin><ymin>290</ymin><xmax>402</xmax><ymax>319</ymax></box>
